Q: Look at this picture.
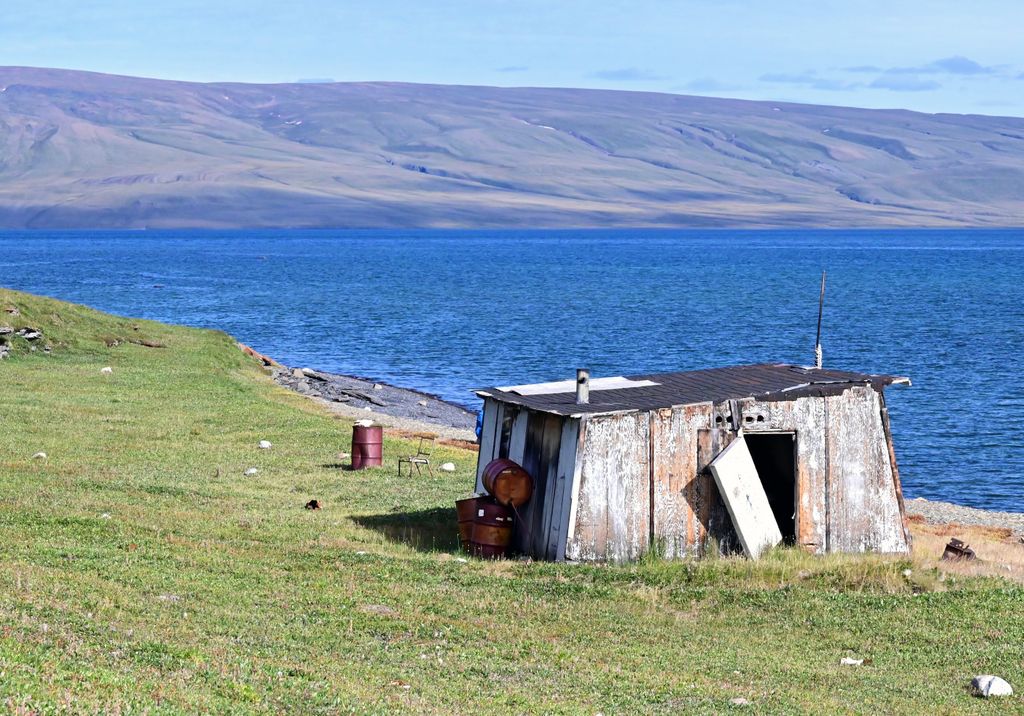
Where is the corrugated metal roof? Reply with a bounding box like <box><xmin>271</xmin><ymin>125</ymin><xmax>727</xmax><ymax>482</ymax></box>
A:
<box><xmin>475</xmin><ymin>363</ymin><xmax>910</xmax><ymax>416</ymax></box>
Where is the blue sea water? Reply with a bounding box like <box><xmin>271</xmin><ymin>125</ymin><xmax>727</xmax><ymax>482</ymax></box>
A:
<box><xmin>1</xmin><ymin>228</ymin><xmax>1022</xmax><ymax>512</ymax></box>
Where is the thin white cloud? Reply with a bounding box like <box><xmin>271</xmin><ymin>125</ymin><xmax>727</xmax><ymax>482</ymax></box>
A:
<box><xmin>928</xmin><ymin>56</ymin><xmax>994</xmax><ymax>75</ymax></box>
<box><xmin>846</xmin><ymin>56</ymin><xmax>1000</xmax><ymax>77</ymax></box>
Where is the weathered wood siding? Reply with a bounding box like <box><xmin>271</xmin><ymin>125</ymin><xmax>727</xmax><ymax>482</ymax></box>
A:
<box><xmin>475</xmin><ymin>398</ymin><xmax>502</xmax><ymax>494</ymax></box>
<box><xmin>650</xmin><ymin>403</ymin><xmax>713</xmax><ymax>557</ymax></box>
<box><xmin>739</xmin><ymin>387</ymin><xmax>907</xmax><ymax>554</ymax></box>
<box><xmin>550</xmin><ymin>418</ymin><xmax>581</xmax><ymax>560</ymax></box>
<box><xmin>696</xmin><ymin>425</ymin><xmax>740</xmax><ymax>554</ymax></box>
<box><xmin>515</xmin><ymin>411</ymin><xmax>563</xmax><ymax>557</ymax></box>
<box><xmin>566</xmin><ymin>413</ymin><xmax>650</xmax><ymax>562</ymax></box>
<box><xmin>824</xmin><ymin>386</ymin><xmax>908</xmax><ymax>553</ymax></box>
<box><xmin>737</xmin><ymin>396</ymin><xmax>828</xmax><ymax>553</ymax></box>
<box><xmin>498</xmin><ymin>382</ymin><xmax>907</xmax><ymax>562</ymax></box>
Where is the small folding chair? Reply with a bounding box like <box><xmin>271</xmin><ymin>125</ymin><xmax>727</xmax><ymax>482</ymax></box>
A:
<box><xmin>398</xmin><ymin>436</ymin><xmax>434</xmax><ymax>476</ymax></box>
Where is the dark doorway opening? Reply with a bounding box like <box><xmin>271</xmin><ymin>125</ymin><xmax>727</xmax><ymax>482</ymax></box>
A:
<box><xmin>745</xmin><ymin>433</ymin><xmax>797</xmax><ymax>543</ymax></box>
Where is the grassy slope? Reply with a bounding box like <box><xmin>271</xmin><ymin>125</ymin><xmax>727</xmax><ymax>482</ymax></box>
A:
<box><xmin>1</xmin><ymin>287</ymin><xmax>1022</xmax><ymax>714</ymax></box>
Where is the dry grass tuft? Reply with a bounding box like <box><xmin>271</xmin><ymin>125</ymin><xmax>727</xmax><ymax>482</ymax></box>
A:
<box><xmin>910</xmin><ymin>521</ymin><xmax>1024</xmax><ymax>583</ymax></box>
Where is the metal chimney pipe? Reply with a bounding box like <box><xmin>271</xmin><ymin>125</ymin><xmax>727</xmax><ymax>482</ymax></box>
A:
<box><xmin>576</xmin><ymin>368</ymin><xmax>590</xmax><ymax>405</ymax></box>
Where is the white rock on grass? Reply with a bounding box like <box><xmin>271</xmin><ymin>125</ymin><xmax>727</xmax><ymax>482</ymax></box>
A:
<box><xmin>729</xmin><ymin>697</ymin><xmax>750</xmax><ymax>706</ymax></box>
<box><xmin>840</xmin><ymin>657</ymin><xmax>864</xmax><ymax>666</ymax></box>
<box><xmin>31</xmin><ymin>451</ymin><xmax>47</xmax><ymax>460</ymax></box>
<box><xmin>971</xmin><ymin>675</ymin><xmax>1013</xmax><ymax>697</ymax></box>
<box><xmin>258</xmin><ymin>440</ymin><xmax>272</xmax><ymax>449</ymax></box>
<box><xmin>244</xmin><ymin>467</ymin><xmax>259</xmax><ymax>476</ymax></box>
<box><xmin>100</xmin><ymin>366</ymin><xmax>113</xmax><ymax>375</ymax></box>
<box><xmin>440</xmin><ymin>462</ymin><xmax>456</xmax><ymax>473</ymax></box>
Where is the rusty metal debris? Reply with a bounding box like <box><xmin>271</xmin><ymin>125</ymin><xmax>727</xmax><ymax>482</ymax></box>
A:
<box><xmin>942</xmin><ymin>538</ymin><xmax>976</xmax><ymax>561</ymax></box>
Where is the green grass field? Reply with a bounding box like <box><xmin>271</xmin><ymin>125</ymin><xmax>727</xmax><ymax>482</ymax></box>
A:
<box><xmin>1</xmin><ymin>287</ymin><xmax>1022</xmax><ymax>714</ymax></box>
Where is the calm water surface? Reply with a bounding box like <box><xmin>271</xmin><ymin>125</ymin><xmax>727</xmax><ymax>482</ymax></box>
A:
<box><xmin>1</xmin><ymin>229</ymin><xmax>1022</xmax><ymax>512</ymax></box>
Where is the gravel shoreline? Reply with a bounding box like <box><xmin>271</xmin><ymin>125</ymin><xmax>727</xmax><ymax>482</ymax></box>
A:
<box><xmin>271</xmin><ymin>361</ymin><xmax>1023</xmax><ymax>533</ymax></box>
<box><xmin>905</xmin><ymin>497</ymin><xmax>1024</xmax><ymax>537</ymax></box>
<box><xmin>273</xmin><ymin>365</ymin><xmax>478</xmax><ymax>441</ymax></box>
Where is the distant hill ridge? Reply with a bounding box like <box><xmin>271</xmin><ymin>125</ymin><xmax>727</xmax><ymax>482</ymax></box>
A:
<box><xmin>1</xmin><ymin>66</ymin><xmax>1022</xmax><ymax>228</ymax></box>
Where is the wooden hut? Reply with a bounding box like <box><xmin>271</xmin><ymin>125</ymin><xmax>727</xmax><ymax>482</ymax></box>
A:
<box><xmin>473</xmin><ymin>364</ymin><xmax>911</xmax><ymax>562</ymax></box>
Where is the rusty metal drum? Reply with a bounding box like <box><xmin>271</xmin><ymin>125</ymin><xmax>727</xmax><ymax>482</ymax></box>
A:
<box><xmin>455</xmin><ymin>496</ymin><xmax>479</xmax><ymax>553</ymax></box>
<box><xmin>351</xmin><ymin>424</ymin><xmax>383</xmax><ymax>469</ymax></box>
<box><xmin>470</xmin><ymin>499</ymin><xmax>514</xmax><ymax>559</ymax></box>
<box><xmin>481</xmin><ymin>458</ymin><xmax>533</xmax><ymax>507</ymax></box>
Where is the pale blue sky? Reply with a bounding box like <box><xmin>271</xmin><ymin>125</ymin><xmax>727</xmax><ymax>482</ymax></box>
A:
<box><xmin>3</xmin><ymin>0</ymin><xmax>1023</xmax><ymax>115</ymax></box>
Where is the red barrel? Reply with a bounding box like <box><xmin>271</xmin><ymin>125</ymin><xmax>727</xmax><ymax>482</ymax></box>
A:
<box><xmin>455</xmin><ymin>496</ymin><xmax>479</xmax><ymax>553</ymax></box>
<box><xmin>351</xmin><ymin>425</ymin><xmax>383</xmax><ymax>469</ymax></box>
<box><xmin>470</xmin><ymin>499</ymin><xmax>514</xmax><ymax>559</ymax></box>
<box><xmin>481</xmin><ymin>458</ymin><xmax>533</xmax><ymax>507</ymax></box>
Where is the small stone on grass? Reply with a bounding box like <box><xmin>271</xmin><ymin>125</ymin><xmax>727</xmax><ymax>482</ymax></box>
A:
<box><xmin>258</xmin><ymin>440</ymin><xmax>272</xmax><ymax>449</ymax></box>
<box><xmin>32</xmin><ymin>451</ymin><xmax>47</xmax><ymax>460</ymax></box>
<box><xmin>244</xmin><ymin>467</ymin><xmax>259</xmax><ymax>476</ymax></box>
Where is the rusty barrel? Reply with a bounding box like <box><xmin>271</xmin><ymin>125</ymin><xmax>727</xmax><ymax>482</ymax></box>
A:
<box><xmin>470</xmin><ymin>499</ymin><xmax>514</xmax><ymax>559</ymax></box>
<box><xmin>481</xmin><ymin>458</ymin><xmax>533</xmax><ymax>507</ymax></box>
<box><xmin>350</xmin><ymin>424</ymin><xmax>383</xmax><ymax>469</ymax></box>
<box><xmin>455</xmin><ymin>496</ymin><xmax>479</xmax><ymax>553</ymax></box>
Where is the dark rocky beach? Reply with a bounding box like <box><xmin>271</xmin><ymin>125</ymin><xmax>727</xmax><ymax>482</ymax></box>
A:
<box><xmin>272</xmin><ymin>365</ymin><xmax>478</xmax><ymax>441</ymax></box>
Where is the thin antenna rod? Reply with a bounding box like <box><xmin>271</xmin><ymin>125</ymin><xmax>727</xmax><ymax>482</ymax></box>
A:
<box><xmin>815</xmin><ymin>270</ymin><xmax>826</xmax><ymax>369</ymax></box>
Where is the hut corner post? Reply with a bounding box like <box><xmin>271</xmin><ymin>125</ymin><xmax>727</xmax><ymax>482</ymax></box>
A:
<box><xmin>879</xmin><ymin>391</ymin><xmax>912</xmax><ymax>551</ymax></box>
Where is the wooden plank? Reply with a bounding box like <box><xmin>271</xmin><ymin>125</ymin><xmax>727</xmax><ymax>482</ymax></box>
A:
<box><xmin>606</xmin><ymin>413</ymin><xmax>650</xmax><ymax>562</ymax></box>
<box><xmin>564</xmin><ymin>417</ymin><xmax>588</xmax><ymax>560</ymax></box>
<box><xmin>825</xmin><ymin>387</ymin><xmax>908</xmax><ymax>553</ymax></box>
<box><xmin>709</xmin><ymin>436</ymin><xmax>783</xmax><ymax>559</ymax></box>
<box><xmin>650</xmin><ymin>403</ymin><xmax>712</xmax><ymax>558</ymax></box>
<box><xmin>566</xmin><ymin>413</ymin><xmax>649</xmax><ymax>561</ymax></box>
<box><xmin>475</xmin><ymin>398</ymin><xmax>499</xmax><ymax>493</ymax></box>
<box><xmin>512</xmin><ymin>412</ymin><xmax>542</xmax><ymax>554</ymax></box>
<box><xmin>792</xmin><ymin>397</ymin><xmax>828</xmax><ymax>553</ymax></box>
<box><xmin>537</xmin><ymin>413</ymin><xmax>563</xmax><ymax>559</ymax></box>
<box><xmin>507</xmin><ymin>408</ymin><xmax>529</xmax><ymax>465</ymax></box>
<box><xmin>695</xmin><ymin>428</ymin><xmax>714</xmax><ymax>556</ymax></box>
<box><xmin>513</xmin><ymin>412</ymin><xmax>563</xmax><ymax>557</ymax></box>
<box><xmin>549</xmin><ymin>418</ymin><xmax>580</xmax><ymax>561</ymax></box>
<box><xmin>697</xmin><ymin>427</ymin><xmax>738</xmax><ymax>555</ymax></box>
<box><xmin>566</xmin><ymin>418</ymin><xmax>605</xmax><ymax>561</ymax></box>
